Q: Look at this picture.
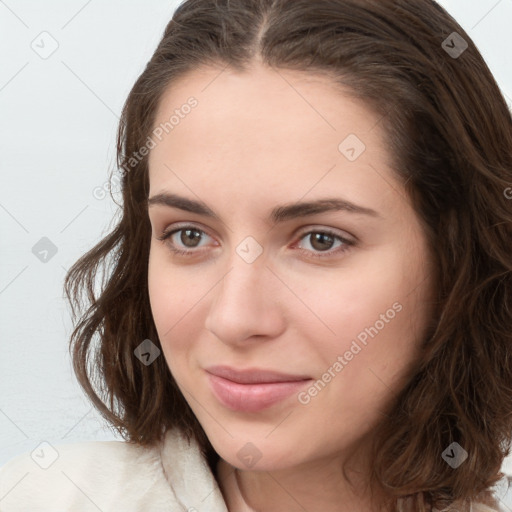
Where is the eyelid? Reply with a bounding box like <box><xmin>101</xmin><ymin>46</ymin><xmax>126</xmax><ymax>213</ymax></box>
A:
<box><xmin>157</xmin><ymin>222</ymin><xmax>217</xmax><ymax>248</ymax></box>
<box><xmin>158</xmin><ymin>222</ymin><xmax>356</xmax><ymax>241</ymax></box>
<box><xmin>157</xmin><ymin>222</ymin><xmax>356</xmax><ymax>258</ymax></box>
<box><xmin>158</xmin><ymin>221</ymin><xmax>215</xmax><ymax>238</ymax></box>
<box><xmin>293</xmin><ymin>224</ymin><xmax>356</xmax><ymax>243</ymax></box>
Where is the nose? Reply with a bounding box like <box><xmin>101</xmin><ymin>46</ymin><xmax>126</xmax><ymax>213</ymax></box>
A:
<box><xmin>204</xmin><ymin>253</ymin><xmax>286</xmax><ymax>347</ymax></box>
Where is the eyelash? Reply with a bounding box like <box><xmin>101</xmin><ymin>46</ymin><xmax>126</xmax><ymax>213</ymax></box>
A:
<box><xmin>156</xmin><ymin>224</ymin><xmax>355</xmax><ymax>260</ymax></box>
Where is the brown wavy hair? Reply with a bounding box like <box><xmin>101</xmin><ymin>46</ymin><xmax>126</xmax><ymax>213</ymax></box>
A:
<box><xmin>63</xmin><ymin>0</ymin><xmax>512</xmax><ymax>510</ymax></box>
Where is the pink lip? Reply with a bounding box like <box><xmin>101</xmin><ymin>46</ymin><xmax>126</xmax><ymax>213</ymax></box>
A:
<box><xmin>205</xmin><ymin>366</ymin><xmax>313</xmax><ymax>412</ymax></box>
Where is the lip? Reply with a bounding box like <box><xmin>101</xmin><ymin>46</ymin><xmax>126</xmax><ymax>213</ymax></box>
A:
<box><xmin>205</xmin><ymin>365</ymin><xmax>313</xmax><ymax>412</ymax></box>
<box><xmin>205</xmin><ymin>365</ymin><xmax>312</xmax><ymax>384</ymax></box>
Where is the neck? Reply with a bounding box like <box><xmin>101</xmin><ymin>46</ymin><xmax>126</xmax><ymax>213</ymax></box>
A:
<box><xmin>215</xmin><ymin>452</ymin><xmax>392</xmax><ymax>512</ymax></box>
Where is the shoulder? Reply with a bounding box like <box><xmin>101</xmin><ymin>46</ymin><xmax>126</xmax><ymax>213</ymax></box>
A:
<box><xmin>472</xmin><ymin>474</ymin><xmax>512</xmax><ymax>512</ymax></box>
<box><xmin>0</xmin><ymin>437</ymin><xmax>179</xmax><ymax>511</ymax></box>
<box><xmin>460</xmin><ymin>475</ymin><xmax>512</xmax><ymax>512</ymax></box>
<box><xmin>471</xmin><ymin>502</ymin><xmax>506</xmax><ymax>512</ymax></box>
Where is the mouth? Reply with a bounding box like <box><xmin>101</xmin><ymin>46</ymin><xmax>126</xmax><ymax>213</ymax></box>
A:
<box><xmin>205</xmin><ymin>365</ymin><xmax>312</xmax><ymax>383</ymax></box>
<box><xmin>205</xmin><ymin>365</ymin><xmax>313</xmax><ymax>412</ymax></box>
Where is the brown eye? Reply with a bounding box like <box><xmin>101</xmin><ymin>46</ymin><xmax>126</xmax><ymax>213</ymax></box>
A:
<box><xmin>295</xmin><ymin>229</ymin><xmax>354</xmax><ymax>259</ymax></box>
<box><xmin>308</xmin><ymin>232</ymin><xmax>336</xmax><ymax>252</ymax></box>
<box><xmin>157</xmin><ymin>225</ymin><xmax>213</xmax><ymax>256</ymax></box>
<box><xmin>179</xmin><ymin>228</ymin><xmax>203</xmax><ymax>248</ymax></box>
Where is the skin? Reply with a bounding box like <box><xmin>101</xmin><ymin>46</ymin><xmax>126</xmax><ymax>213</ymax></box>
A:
<box><xmin>147</xmin><ymin>62</ymin><xmax>435</xmax><ymax>512</ymax></box>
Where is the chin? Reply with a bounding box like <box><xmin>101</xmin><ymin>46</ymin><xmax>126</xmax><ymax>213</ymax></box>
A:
<box><xmin>206</xmin><ymin>430</ymin><xmax>307</xmax><ymax>472</ymax></box>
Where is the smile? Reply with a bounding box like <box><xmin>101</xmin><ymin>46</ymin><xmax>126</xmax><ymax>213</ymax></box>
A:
<box><xmin>206</xmin><ymin>372</ymin><xmax>313</xmax><ymax>412</ymax></box>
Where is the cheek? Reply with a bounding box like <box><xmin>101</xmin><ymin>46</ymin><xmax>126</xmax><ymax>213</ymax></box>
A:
<box><xmin>301</xmin><ymin>243</ymin><xmax>431</xmax><ymax>383</ymax></box>
<box><xmin>148</xmin><ymin>249</ymin><xmax>189</xmax><ymax>354</ymax></box>
<box><xmin>148</xmin><ymin>245</ymin><xmax>198</xmax><ymax>330</ymax></box>
<box><xmin>147</xmin><ymin>247</ymin><xmax>216</xmax><ymax>374</ymax></box>
<box><xmin>329</xmin><ymin>278</ymin><xmax>430</xmax><ymax>412</ymax></box>
<box><xmin>296</xmin><ymin>251</ymin><xmax>421</xmax><ymax>349</ymax></box>
<box><xmin>298</xmin><ymin>289</ymin><xmax>427</xmax><ymax>434</ymax></box>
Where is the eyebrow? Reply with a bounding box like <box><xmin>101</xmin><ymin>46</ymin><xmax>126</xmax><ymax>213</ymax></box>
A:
<box><xmin>147</xmin><ymin>192</ymin><xmax>381</xmax><ymax>223</ymax></box>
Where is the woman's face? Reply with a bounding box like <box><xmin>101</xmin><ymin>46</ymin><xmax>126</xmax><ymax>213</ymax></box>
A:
<box><xmin>147</xmin><ymin>63</ymin><xmax>434</xmax><ymax>472</ymax></box>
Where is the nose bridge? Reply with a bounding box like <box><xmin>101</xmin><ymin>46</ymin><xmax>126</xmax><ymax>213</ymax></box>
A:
<box><xmin>214</xmin><ymin>246</ymin><xmax>269</xmax><ymax>314</ymax></box>
<box><xmin>218</xmin><ymin>233</ymin><xmax>269</xmax><ymax>300</ymax></box>
<box><xmin>204</xmin><ymin>242</ymin><xmax>285</xmax><ymax>343</ymax></box>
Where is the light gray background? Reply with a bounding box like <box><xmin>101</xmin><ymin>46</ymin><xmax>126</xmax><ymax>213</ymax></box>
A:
<box><xmin>1</xmin><ymin>0</ymin><xmax>512</xmax><ymax>500</ymax></box>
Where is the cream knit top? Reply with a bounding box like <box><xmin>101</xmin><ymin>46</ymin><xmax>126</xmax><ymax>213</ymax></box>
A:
<box><xmin>0</xmin><ymin>428</ymin><xmax>509</xmax><ymax>511</ymax></box>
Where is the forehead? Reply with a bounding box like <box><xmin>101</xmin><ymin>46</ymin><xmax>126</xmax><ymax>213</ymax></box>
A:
<box><xmin>147</xmin><ymin>64</ymin><xmax>401</xmax><ymax>213</ymax></box>
<box><xmin>151</xmin><ymin>63</ymin><xmax>381</xmax><ymax>149</ymax></box>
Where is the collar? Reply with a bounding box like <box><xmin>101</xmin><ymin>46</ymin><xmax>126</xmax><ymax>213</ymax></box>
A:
<box><xmin>159</xmin><ymin>428</ymin><xmax>228</xmax><ymax>511</ymax></box>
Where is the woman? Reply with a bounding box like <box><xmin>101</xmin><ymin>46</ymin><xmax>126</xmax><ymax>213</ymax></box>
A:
<box><xmin>1</xmin><ymin>0</ymin><xmax>511</xmax><ymax>510</ymax></box>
